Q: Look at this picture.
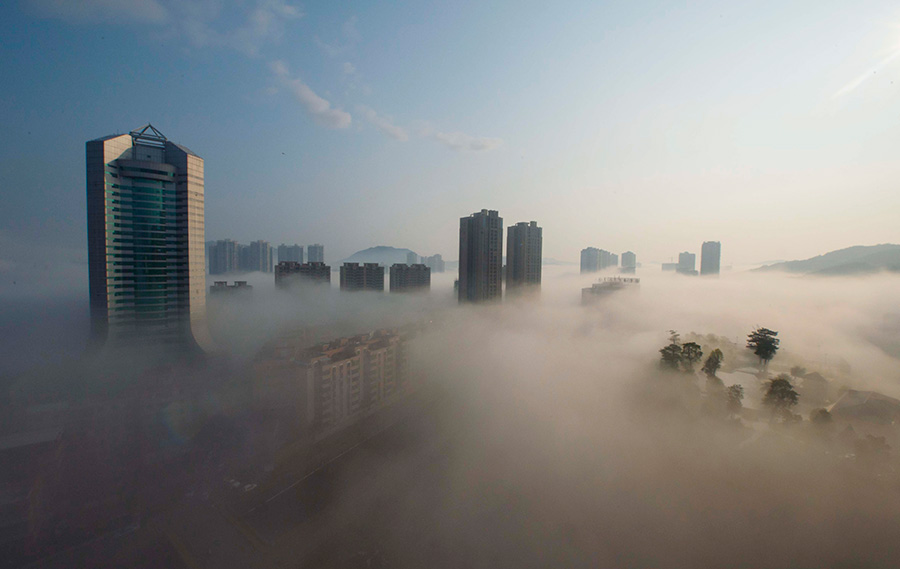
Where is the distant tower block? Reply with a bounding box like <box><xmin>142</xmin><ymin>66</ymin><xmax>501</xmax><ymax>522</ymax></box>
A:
<box><xmin>701</xmin><ymin>241</ymin><xmax>721</xmax><ymax>276</ymax></box>
<box><xmin>506</xmin><ymin>221</ymin><xmax>542</xmax><ymax>292</ymax></box>
<box><xmin>458</xmin><ymin>209</ymin><xmax>503</xmax><ymax>303</ymax></box>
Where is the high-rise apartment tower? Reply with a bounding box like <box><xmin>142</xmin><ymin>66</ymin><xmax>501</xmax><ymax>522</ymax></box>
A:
<box><xmin>701</xmin><ymin>241</ymin><xmax>721</xmax><ymax>276</ymax></box>
<box><xmin>307</xmin><ymin>243</ymin><xmax>325</xmax><ymax>263</ymax></box>
<box><xmin>458</xmin><ymin>209</ymin><xmax>503</xmax><ymax>303</ymax></box>
<box><xmin>506</xmin><ymin>221</ymin><xmax>542</xmax><ymax>291</ymax></box>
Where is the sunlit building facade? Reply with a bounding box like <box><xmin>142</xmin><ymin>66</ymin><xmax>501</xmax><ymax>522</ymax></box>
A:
<box><xmin>86</xmin><ymin>124</ymin><xmax>212</xmax><ymax>351</ymax></box>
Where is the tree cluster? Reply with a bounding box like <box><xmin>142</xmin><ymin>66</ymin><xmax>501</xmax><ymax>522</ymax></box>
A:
<box><xmin>747</xmin><ymin>327</ymin><xmax>780</xmax><ymax>367</ymax></box>
<box><xmin>658</xmin><ymin>331</ymin><xmax>704</xmax><ymax>373</ymax></box>
<box><xmin>762</xmin><ymin>373</ymin><xmax>800</xmax><ymax>421</ymax></box>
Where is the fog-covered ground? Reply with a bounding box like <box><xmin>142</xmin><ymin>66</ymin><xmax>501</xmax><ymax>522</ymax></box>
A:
<box><xmin>4</xmin><ymin>264</ymin><xmax>900</xmax><ymax>567</ymax></box>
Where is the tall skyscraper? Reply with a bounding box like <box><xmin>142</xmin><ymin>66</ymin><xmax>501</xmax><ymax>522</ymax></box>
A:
<box><xmin>308</xmin><ymin>243</ymin><xmax>325</xmax><ymax>263</ymax></box>
<box><xmin>340</xmin><ymin>263</ymin><xmax>384</xmax><ymax>291</ymax></box>
<box><xmin>701</xmin><ymin>241</ymin><xmax>721</xmax><ymax>276</ymax></box>
<box><xmin>677</xmin><ymin>251</ymin><xmax>697</xmax><ymax>275</ymax></box>
<box><xmin>458</xmin><ymin>209</ymin><xmax>503</xmax><ymax>303</ymax></box>
<box><xmin>278</xmin><ymin>243</ymin><xmax>303</xmax><ymax>264</ymax></box>
<box><xmin>86</xmin><ymin>124</ymin><xmax>212</xmax><ymax>351</ymax></box>
<box><xmin>209</xmin><ymin>239</ymin><xmax>239</xmax><ymax>275</ymax></box>
<box><xmin>506</xmin><ymin>221</ymin><xmax>542</xmax><ymax>292</ymax></box>
<box><xmin>247</xmin><ymin>240</ymin><xmax>273</xmax><ymax>273</ymax></box>
<box><xmin>581</xmin><ymin>247</ymin><xmax>601</xmax><ymax>273</ymax></box>
<box><xmin>621</xmin><ymin>251</ymin><xmax>636</xmax><ymax>273</ymax></box>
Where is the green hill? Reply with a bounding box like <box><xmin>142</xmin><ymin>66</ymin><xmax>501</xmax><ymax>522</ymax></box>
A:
<box><xmin>754</xmin><ymin>244</ymin><xmax>900</xmax><ymax>275</ymax></box>
<box><xmin>341</xmin><ymin>246</ymin><xmax>418</xmax><ymax>266</ymax></box>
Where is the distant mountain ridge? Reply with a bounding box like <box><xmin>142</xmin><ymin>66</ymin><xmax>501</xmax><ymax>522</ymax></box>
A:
<box><xmin>754</xmin><ymin>244</ymin><xmax>900</xmax><ymax>275</ymax></box>
<box><xmin>341</xmin><ymin>246</ymin><xmax>418</xmax><ymax>266</ymax></box>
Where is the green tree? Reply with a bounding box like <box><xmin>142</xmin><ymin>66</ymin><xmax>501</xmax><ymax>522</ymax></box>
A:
<box><xmin>659</xmin><ymin>343</ymin><xmax>683</xmax><ymax>370</ymax></box>
<box><xmin>702</xmin><ymin>349</ymin><xmax>724</xmax><ymax>378</ymax></box>
<box><xmin>763</xmin><ymin>374</ymin><xmax>799</xmax><ymax>418</ymax></box>
<box><xmin>668</xmin><ymin>330</ymin><xmax>681</xmax><ymax>345</ymax></box>
<box><xmin>726</xmin><ymin>384</ymin><xmax>744</xmax><ymax>415</ymax></box>
<box><xmin>747</xmin><ymin>327</ymin><xmax>780</xmax><ymax>367</ymax></box>
<box><xmin>680</xmin><ymin>342</ymin><xmax>703</xmax><ymax>371</ymax></box>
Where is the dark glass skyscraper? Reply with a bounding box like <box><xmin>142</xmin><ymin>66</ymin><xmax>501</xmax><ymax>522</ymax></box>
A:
<box><xmin>86</xmin><ymin>124</ymin><xmax>213</xmax><ymax>352</ymax></box>
<box><xmin>458</xmin><ymin>209</ymin><xmax>503</xmax><ymax>303</ymax></box>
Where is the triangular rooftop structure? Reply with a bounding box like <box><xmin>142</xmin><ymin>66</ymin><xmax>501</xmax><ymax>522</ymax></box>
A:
<box><xmin>130</xmin><ymin>123</ymin><xmax>167</xmax><ymax>148</ymax></box>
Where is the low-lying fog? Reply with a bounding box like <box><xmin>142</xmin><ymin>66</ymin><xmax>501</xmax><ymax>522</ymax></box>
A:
<box><xmin>200</xmin><ymin>266</ymin><xmax>900</xmax><ymax>567</ymax></box>
<box><xmin>4</xmin><ymin>265</ymin><xmax>900</xmax><ymax>567</ymax></box>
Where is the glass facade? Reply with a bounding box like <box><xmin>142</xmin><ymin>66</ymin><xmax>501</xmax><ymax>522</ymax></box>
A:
<box><xmin>86</xmin><ymin>128</ymin><xmax>213</xmax><ymax>351</ymax></box>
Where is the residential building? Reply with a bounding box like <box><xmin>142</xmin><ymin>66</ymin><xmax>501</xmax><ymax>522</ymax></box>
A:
<box><xmin>459</xmin><ymin>209</ymin><xmax>503</xmax><ymax>303</ymax></box>
<box><xmin>209</xmin><ymin>239</ymin><xmax>239</xmax><ymax>275</ymax></box>
<box><xmin>340</xmin><ymin>262</ymin><xmax>385</xmax><ymax>291</ymax></box>
<box><xmin>209</xmin><ymin>281</ymin><xmax>252</xmax><ymax>295</ymax></box>
<box><xmin>581</xmin><ymin>247</ymin><xmax>601</xmax><ymax>273</ymax></box>
<box><xmin>252</xmin><ymin>330</ymin><xmax>407</xmax><ymax>433</ymax></box>
<box><xmin>406</xmin><ymin>251</ymin><xmax>419</xmax><ymax>265</ymax></box>
<box><xmin>701</xmin><ymin>241</ymin><xmax>721</xmax><ymax>276</ymax></box>
<box><xmin>677</xmin><ymin>252</ymin><xmax>698</xmax><ymax>275</ymax></box>
<box><xmin>506</xmin><ymin>221</ymin><xmax>542</xmax><ymax>292</ymax></box>
<box><xmin>423</xmin><ymin>254</ymin><xmax>445</xmax><ymax>273</ymax></box>
<box><xmin>278</xmin><ymin>243</ymin><xmax>303</xmax><ymax>264</ymax></box>
<box><xmin>621</xmin><ymin>251</ymin><xmax>636</xmax><ymax>274</ymax></box>
<box><xmin>275</xmin><ymin>261</ymin><xmax>331</xmax><ymax>288</ymax></box>
<box><xmin>307</xmin><ymin>243</ymin><xmax>325</xmax><ymax>263</ymax></box>
<box><xmin>246</xmin><ymin>240</ymin><xmax>273</xmax><ymax>273</ymax></box>
<box><xmin>390</xmin><ymin>263</ymin><xmax>431</xmax><ymax>292</ymax></box>
<box><xmin>582</xmin><ymin>277</ymin><xmax>641</xmax><ymax>304</ymax></box>
<box><xmin>86</xmin><ymin>124</ymin><xmax>213</xmax><ymax>352</ymax></box>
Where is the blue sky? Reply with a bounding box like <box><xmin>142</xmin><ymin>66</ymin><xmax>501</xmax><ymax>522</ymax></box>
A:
<box><xmin>2</xmin><ymin>0</ymin><xmax>900</xmax><ymax>292</ymax></box>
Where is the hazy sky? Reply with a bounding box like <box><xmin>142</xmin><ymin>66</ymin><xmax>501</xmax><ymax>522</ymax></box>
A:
<box><xmin>2</xmin><ymin>0</ymin><xmax>900</xmax><ymax>276</ymax></box>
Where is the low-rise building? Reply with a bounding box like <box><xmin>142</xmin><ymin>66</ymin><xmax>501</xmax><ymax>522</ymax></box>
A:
<box><xmin>252</xmin><ymin>330</ymin><xmax>407</xmax><ymax>434</ymax></box>
<box><xmin>209</xmin><ymin>281</ymin><xmax>252</xmax><ymax>295</ymax></box>
<box><xmin>582</xmin><ymin>277</ymin><xmax>640</xmax><ymax>304</ymax></box>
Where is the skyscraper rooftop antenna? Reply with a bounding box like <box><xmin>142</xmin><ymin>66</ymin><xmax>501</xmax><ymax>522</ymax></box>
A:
<box><xmin>130</xmin><ymin>123</ymin><xmax>167</xmax><ymax>148</ymax></box>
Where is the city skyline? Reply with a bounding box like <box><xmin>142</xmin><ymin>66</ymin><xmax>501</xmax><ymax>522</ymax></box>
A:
<box><xmin>4</xmin><ymin>1</ymin><xmax>900</xmax><ymax>300</ymax></box>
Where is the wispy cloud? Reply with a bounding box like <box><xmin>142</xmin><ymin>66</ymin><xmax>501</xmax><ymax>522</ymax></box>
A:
<box><xmin>314</xmin><ymin>15</ymin><xmax>361</xmax><ymax>57</ymax></box>
<box><xmin>175</xmin><ymin>0</ymin><xmax>302</xmax><ymax>56</ymax></box>
<box><xmin>418</xmin><ymin>125</ymin><xmax>503</xmax><ymax>152</ymax></box>
<box><xmin>833</xmin><ymin>47</ymin><xmax>900</xmax><ymax>99</ymax></box>
<box><xmin>29</xmin><ymin>0</ymin><xmax>168</xmax><ymax>23</ymax></box>
<box><xmin>343</xmin><ymin>62</ymin><xmax>356</xmax><ymax>75</ymax></box>
<box><xmin>30</xmin><ymin>0</ymin><xmax>302</xmax><ymax>56</ymax></box>
<box><xmin>270</xmin><ymin>60</ymin><xmax>352</xmax><ymax>129</ymax></box>
<box><xmin>357</xmin><ymin>105</ymin><xmax>408</xmax><ymax>141</ymax></box>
